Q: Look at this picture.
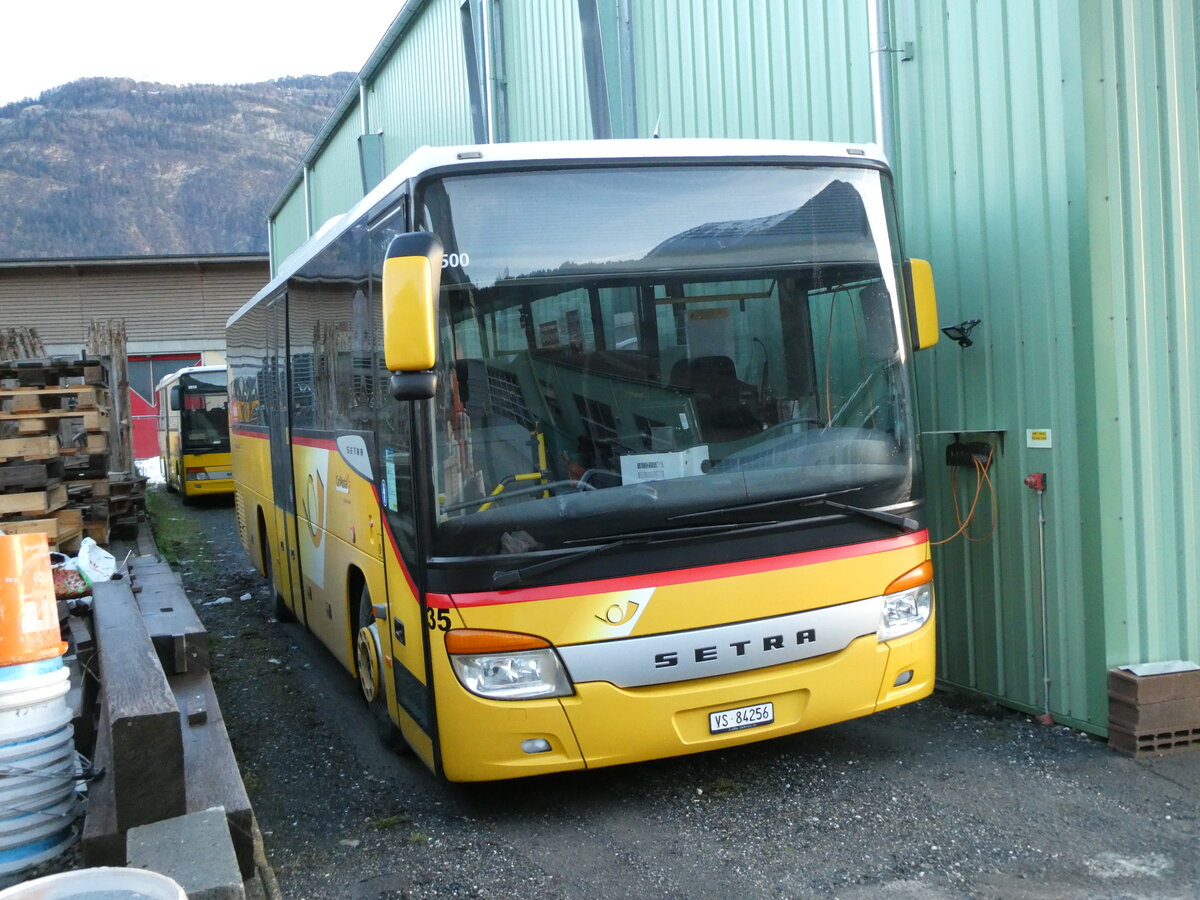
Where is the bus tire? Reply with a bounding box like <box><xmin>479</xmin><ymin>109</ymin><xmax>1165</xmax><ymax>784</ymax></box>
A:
<box><xmin>356</xmin><ymin>585</ymin><xmax>410</xmax><ymax>754</ymax></box>
<box><xmin>261</xmin><ymin>513</ymin><xmax>294</xmax><ymax>623</ymax></box>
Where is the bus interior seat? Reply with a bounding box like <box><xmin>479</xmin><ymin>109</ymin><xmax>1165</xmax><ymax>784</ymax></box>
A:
<box><xmin>686</xmin><ymin>355</ymin><xmax>763</xmax><ymax>441</ymax></box>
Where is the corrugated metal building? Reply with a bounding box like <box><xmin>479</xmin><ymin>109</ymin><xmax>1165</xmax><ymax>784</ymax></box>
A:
<box><xmin>263</xmin><ymin>0</ymin><xmax>1199</xmax><ymax>734</ymax></box>
<box><xmin>0</xmin><ymin>253</ymin><xmax>269</xmax><ymax>455</ymax></box>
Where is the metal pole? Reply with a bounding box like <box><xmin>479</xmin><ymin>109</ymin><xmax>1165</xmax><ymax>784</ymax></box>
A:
<box><xmin>1024</xmin><ymin>472</ymin><xmax>1052</xmax><ymax>725</ymax></box>
<box><xmin>869</xmin><ymin>0</ymin><xmax>897</xmax><ymax>162</ymax></box>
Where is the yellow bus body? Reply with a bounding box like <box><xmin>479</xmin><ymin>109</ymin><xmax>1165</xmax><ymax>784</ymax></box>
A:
<box><xmin>228</xmin><ymin>140</ymin><xmax>938</xmax><ymax>782</ymax></box>
<box><xmin>236</xmin><ymin>431</ymin><xmax>933</xmax><ymax>781</ymax></box>
<box><xmin>157</xmin><ymin>365</ymin><xmax>233</xmax><ymax>500</ymax></box>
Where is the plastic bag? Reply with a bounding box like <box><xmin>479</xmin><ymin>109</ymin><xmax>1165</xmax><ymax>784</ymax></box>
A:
<box><xmin>76</xmin><ymin>537</ymin><xmax>117</xmax><ymax>586</ymax></box>
<box><xmin>50</xmin><ymin>551</ymin><xmax>90</xmax><ymax>599</ymax></box>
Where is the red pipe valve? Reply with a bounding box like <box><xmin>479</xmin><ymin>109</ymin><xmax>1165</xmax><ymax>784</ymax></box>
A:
<box><xmin>1024</xmin><ymin>473</ymin><xmax>1046</xmax><ymax>491</ymax></box>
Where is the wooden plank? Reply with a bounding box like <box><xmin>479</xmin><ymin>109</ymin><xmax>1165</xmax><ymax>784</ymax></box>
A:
<box><xmin>67</xmin><ymin>477</ymin><xmax>110</xmax><ymax>498</ymax></box>
<box><xmin>0</xmin><ymin>483</ymin><xmax>68</xmax><ymax>516</ymax></box>
<box><xmin>169</xmin><ymin>670</ymin><xmax>258</xmax><ymax>878</ymax></box>
<box><xmin>6</xmin><ymin>409</ymin><xmax>108</xmax><ymax>432</ymax></box>
<box><xmin>80</xmin><ymin>702</ymin><xmax>123</xmax><ymax>867</ymax></box>
<box><xmin>0</xmin><ymin>517</ymin><xmax>59</xmax><ymax>540</ymax></box>
<box><xmin>133</xmin><ymin>581</ymin><xmax>209</xmax><ymax>676</ymax></box>
<box><xmin>83</xmin><ymin>521</ymin><xmax>111</xmax><ymax>545</ymax></box>
<box><xmin>91</xmin><ymin>580</ymin><xmax>186</xmax><ymax>832</ymax></box>
<box><xmin>0</xmin><ymin>460</ymin><xmax>62</xmax><ymax>492</ymax></box>
<box><xmin>0</xmin><ymin>385</ymin><xmax>108</xmax><ymax>409</ymax></box>
<box><xmin>0</xmin><ymin>434</ymin><xmax>59</xmax><ymax>461</ymax></box>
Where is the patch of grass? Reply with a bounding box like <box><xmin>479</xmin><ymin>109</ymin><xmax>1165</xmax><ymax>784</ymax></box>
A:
<box><xmin>407</xmin><ymin>831</ymin><xmax>429</xmax><ymax>845</ymax></box>
<box><xmin>144</xmin><ymin>488</ymin><xmax>217</xmax><ymax>577</ymax></box>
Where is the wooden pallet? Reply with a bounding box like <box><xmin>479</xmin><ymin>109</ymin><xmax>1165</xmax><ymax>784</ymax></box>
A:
<box><xmin>0</xmin><ymin>482</ymin><xmax>68</xmax><ymax>517</ymax></box>
<box><xmin>0</xmin><ymin>384</ymin><xmax>109</xmax><ymax>412</ymax></box>
<box><xmin>10</xmin><ymin>409</ymin><xmax>109</xmax><ymax>436</ymax></box>
<box><xmin>1</xmin><ymin>508</ymin><xmax>84</xmax><ymax>551</ymax></box>
<box><xmin>0</xmin><ymin>358</ymin><xmax>107</xmax><ymax>388</ymax></box>
<box><xmin>0</xmin><ymin>460</ymin><xmax>64</xmax><ymax>493</ymax></box>
<box><xmin>60</xmin><ymin>432</ymin><xmax>108</xmax><ymax>455</ymax></box>
<box><xmin>0</xmin><ymin>435</ymin><xmax>60</xmax><ymax>462</ymax></box>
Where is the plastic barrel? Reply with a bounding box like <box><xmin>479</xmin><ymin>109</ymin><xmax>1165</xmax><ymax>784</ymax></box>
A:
<box><xmin>0</xmin><ymin>659</ymin><xmax>77</xmax><ymax>876</ymax></box>
<box><xmin>0</xmin><ymin>866</ymin><xmax>187</xmax><ymax>899</ymax></box>
<box><xmin>0</xmin><ymin>535</ymin><xmax>68</xmax><ymax>668</ymax></box>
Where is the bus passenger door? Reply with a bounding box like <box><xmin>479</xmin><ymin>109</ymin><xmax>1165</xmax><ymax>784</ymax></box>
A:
<box><xmin>266</xmin><ymin>294</ymin><xmax>304</xmax><ymax>623</ymax></box>
<box><xmin>369</xmin><ymin>208</ymin><xmax>436</xmax><ymax>764</ymax></box>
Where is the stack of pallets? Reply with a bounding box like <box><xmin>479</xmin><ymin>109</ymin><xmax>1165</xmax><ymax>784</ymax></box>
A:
<box><xmin>0</xmin><ymin>356</ymin><xmax>144</xmax><ymax>550</ymax></box>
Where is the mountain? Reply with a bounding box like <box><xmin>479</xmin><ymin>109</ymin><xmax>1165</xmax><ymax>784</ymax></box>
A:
<box><xmin>0</xmin><ymin>74</ymin><xmax>355</xmax><ymax>260</ymax></box>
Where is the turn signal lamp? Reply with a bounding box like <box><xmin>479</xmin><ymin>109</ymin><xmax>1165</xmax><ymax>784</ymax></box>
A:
<box><xmin>878</xmin><ymin>561</ymin><xmax>934</xmax><ymax>642</ymax></box>
<box><xmin>446</xmin><ymin>629</ymin><xmax>573</xmax><ymax>700</ymax></box>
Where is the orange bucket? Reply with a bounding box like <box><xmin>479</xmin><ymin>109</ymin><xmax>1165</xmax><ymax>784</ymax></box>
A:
<box><xmin>0</xmin><ymin>534</ymin><xmax>68</xmax><ymax>667</ymax></box>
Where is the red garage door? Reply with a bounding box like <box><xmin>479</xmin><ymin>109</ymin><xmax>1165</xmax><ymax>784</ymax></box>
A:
<box><xmin>128</xmin><ymin>353</ymin><xmax>201</xmax><ymax>459</ymax></box>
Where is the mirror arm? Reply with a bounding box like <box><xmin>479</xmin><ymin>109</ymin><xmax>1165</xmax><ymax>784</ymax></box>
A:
<box><xmin>390</xmin><ymin>371</ymin><xmax>438</xmax><ymax>401</ymax></box>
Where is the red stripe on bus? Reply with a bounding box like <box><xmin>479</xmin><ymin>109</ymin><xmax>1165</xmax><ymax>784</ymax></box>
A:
<box><xmin>292</xmin><ymin>435</ymin><xmax>337</xmax><ymax>450</ymax></box>
<box><xmin>232</xmin><ymin>426</ymin><xmax>268</xmax><ymax>438</ymax></box>
<box><xmin>375</xmin><ymin>485</ymin><xmax>420</xmax><ymax>598</ymax></box>
<box><xmin>426</xmin><ymin>531</ymin><xmax>929</xmax><ymax>609</ymax></box>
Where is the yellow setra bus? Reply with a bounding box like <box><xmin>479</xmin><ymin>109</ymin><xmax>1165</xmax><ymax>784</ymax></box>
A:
<box><xmin>227</xmin><ymin>139</ymin><xmax>940</xmax><ymax>781</ymax></box>
<box><xmin>156</xmin><ymin>365</ymin><xmax>234</xmax><ymax>502</ymax></box>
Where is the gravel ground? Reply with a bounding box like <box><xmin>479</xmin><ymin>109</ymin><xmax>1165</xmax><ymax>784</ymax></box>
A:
<box><xmin>156</xmin><ymin>489</ymin><xmax>1199</xmax><ymax>900</ymax></box>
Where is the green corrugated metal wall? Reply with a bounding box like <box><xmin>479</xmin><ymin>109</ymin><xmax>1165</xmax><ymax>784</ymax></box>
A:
<box><xmin>309</xmin><ymin>110</ymin><xmax>365</xmax><ymax>230</ymax></box>
<box><xmin>633</xmin><ymin>0</ymin><xmax>873</xmax><ymax>141</ymax></box>
<box><xmin>368</xmin><ymin>0</ymin><xmax>475</xmax><ymax>173</ymax></box>
<box><xmin>891</xmin><ymin>0</ymin><xmax>1098</xmax><ymax>728</ymax></box>
<box><xmin>892</xmin><ymin>0</ymin><xmax>1200</xmax><ymax>732</ymax></box>
<box><xmin>503</xmin><ymin>0</ymin><xmax>592</xmax><ymax>141</ymax></box>
<box><xmin>271</xmin><ymin>186</ymin><xmax>309</xmax><ymax>268</ymax></box>
<box><xmin>1077</xmin><ymin>0</ymin><xmax>1200</xmax><ymax>674</ymax></box>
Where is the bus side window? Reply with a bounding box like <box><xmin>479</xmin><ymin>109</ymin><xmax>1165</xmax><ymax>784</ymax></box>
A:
<box><xmin>371</xmin><ymin>216</ymin><xmax>419</xmax><ymax>566</ymax></box>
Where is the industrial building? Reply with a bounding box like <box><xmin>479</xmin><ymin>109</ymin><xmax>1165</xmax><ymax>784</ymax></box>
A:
<box><xmin>0</xmin><ymin>253</ymin><xmax>268</xmax><ymax>456</ymax></box>
<box><xmin>260</xmin><ymin>0</ymin><xmax>1198</xmax><ymax>737</ymax></box>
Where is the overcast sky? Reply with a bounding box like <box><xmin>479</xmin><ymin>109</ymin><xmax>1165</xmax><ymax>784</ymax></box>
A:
<box><xmin>0</xmin><ymin>1</ymin><xmax>402</xmax><ymax>106</ymax></box>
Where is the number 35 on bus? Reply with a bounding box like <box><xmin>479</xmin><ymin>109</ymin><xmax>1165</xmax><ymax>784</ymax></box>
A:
<box><xmin>227</xmin><ymin>139</ymin><xmax>940</xmax><ymax>782</ymax></box>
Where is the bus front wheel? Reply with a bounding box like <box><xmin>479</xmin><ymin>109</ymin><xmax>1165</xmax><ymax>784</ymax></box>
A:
<box><xmin>356</xmin><ymin>586</ymin><xmax>408</xmax><ymax>753</ymax></box>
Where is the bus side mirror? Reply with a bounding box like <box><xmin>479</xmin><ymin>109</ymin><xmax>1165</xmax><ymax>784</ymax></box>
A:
<box><xmin>903</xmin><ymin>258</ymin><xmax>939</xmax><ymax>350</ymax></box>
<box><xmin>169</xmin><ymin>385</ymin><xmax>181</xmax><ymax>411</ymax></box>
<box><xmin>382</xmin><ymin>232</ymin><xmax>443</xmax><ymax>400</ymax></box>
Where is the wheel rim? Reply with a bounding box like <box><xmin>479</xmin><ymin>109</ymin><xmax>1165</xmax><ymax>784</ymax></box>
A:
<box><xmin>356</xmin><ymin>624</ymin><xmax>382</xmax><ymax>703</ymax></box>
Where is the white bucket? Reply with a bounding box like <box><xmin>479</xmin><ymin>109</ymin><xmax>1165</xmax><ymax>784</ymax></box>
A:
<box><xmin>0</xmin><ymin>866</ymin><xmax>187</xmax><ymax>899</ymax></box>
<box><xmin>0</xmin><ymin>661</ymin><xmax>71</xmax><ymax>745</ymax></box>
<box><xmin>0</xmin><ymin>659</ymin><xmax>78</xmax><ymax>876</ymax></box>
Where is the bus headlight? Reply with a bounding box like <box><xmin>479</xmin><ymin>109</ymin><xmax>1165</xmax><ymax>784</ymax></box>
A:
<box><xmin>877</xmin><ymin>561</ymin><xmax>934</xmax><ymax>642</ymax></box>
<box><xmin>878</xmin><ymin>584</ymin><xmax>933</xmax><ymax>641</ymax></box>
<box><xmin>446</xmin><ymin>629</ymin><xmax>573</xmax><ymax>700</ymax></box>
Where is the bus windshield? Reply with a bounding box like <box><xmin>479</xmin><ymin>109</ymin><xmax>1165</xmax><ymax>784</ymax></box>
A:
<box><xmin>178</xmin><ymin>371</ymin><xmax>230</xmax><ymax>453</ymax></box>
<box><xmin>419</xmin><ymin>163</ymin><xmax>919</xmax><ymax>558</ymax></box>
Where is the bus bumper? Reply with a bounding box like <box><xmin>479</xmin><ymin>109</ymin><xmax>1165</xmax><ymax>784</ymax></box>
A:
<box><xmin>435</xmin><ymin>619</ymin><xmax>933</xmax><ymax>781</ymax></box>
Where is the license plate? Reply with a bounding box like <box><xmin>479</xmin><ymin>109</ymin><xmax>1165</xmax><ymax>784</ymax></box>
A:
<box><xmin>709</xmin><ymin>701</ymin><xmax>774</xmax><ymax>734</ymax></box>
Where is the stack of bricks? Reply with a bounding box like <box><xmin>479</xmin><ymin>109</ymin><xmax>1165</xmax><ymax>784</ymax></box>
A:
<box><xmin>1108</xmin><ymin>665</ymin><xmax>1200</xmax><ymax>757</ymax></box>
<box><xmin>0</xmin><ymin>356</ymin><xmax>144</xmax><ymax>550</ymax></box>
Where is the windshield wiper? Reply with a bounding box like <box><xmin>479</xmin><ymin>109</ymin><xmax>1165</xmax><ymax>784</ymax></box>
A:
<box><xmin>815</xmin><ymin>499</ymin><xmax>919</xmax><ymax>532</ymax></box>
<box><xmin>492</xmin><ymin>540</ymin><xmax>630</xmax><ymax>589</ymax></box>
<box><xmin>668</xmin><ymin>488</ymin><xmax>863</xmax><ymax>522</ymax></box>
<box><xmin>491</xmin><ymin>520</ymin><xmax>756</xmax><ymax>588</ymax></box>
<box><xmin>668</xmin><ymin>489</ymin><xmax>917</xmax><ymax>533</ymax></box>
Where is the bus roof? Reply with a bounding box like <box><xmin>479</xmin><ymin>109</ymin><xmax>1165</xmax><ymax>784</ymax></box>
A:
<box><xmin>154</xmin><ymin>364</ymin><xmax>227</xmax><ymax>393</ymax></box>
<box><xmin>229</xmin><ymin>137</ymin><xmax>889</xmax><ymax>329</ymax></box>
